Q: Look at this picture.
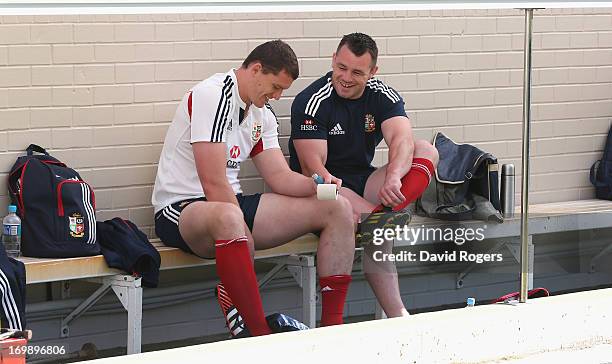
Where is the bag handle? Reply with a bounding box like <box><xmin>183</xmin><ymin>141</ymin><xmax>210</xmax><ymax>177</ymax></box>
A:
<box><xmin>468</xmin><ymin>154</ymin><xmax>496</xmax><ymax>179</ymax></box>
<box><xmin>26</xmin><ymin>144</ymin><xmax>49</xmax><ymax>156</ymax></box>
<box><xmin>590</xmin><ymin>160</ymin><xmax>600</xmax><ymax>186</ymax></box>
<box><xmin>590</xmin><ymin>160</ymin><xmax>612</xmax><ymax>189</ymax></box>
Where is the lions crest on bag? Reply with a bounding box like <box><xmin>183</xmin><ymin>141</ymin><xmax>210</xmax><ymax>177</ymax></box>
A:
<box><xmin>69</xmin><ymin>213</ymin><xmax>85</xmax><ymax>238</ymax></box>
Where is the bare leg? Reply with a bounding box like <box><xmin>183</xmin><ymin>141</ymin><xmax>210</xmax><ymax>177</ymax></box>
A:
<box><xmin>252</xmin><ymin>193</ymin><xmax>356</xmax><ymax>326</ymax></box>
<box><xmin>178</xmin><ymin>201</ymin><xmax>271</xmax><ymax>335</ymax></box>
<box><xmin>251</xmin><ymin>193</ymin><xmax>355</xmax><ymax>277</ymax></box>
<box><xmin>335</xmin><ymin>178</ymin><xmax>407</xmax><ymax>317</ymax></box>
<box><xmin>336</xmin><ymin>139</ymin><xmax>438</xmax><ymax>318</ymax></box>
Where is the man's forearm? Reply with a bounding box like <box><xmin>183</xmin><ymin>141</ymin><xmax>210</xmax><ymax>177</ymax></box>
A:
<box><xmin>202</xmin><ymin>179</ymin><xmax>240</xmax><ymax>206</ymax></box>
<box><xmin>267</xmin><ymin>170</ymin><xmax>316</xmax><ymax>197</ymax></box>
<box><xmin>301</xmin><ymin>158</ymin><xmax>336</xmax><ymax>182</ymax></box>
<box><xmin>300</xmin><ymin>158</ymin><xmax>324</xmax><ymax>178</ymax></box>
<box><xmin>386</xmin><ymin>139</ymin><xmax>414</xmax><ymax>179</ymax></box>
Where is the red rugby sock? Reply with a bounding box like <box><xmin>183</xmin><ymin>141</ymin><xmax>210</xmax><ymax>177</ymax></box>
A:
<box><xmin>392</xmin><ymin>157</ymin><xmax>434</xmax><ymax>212</ymax></box>
<box><xmin>372</xmin><ymin>158</ymin><xmax>435</xmax><ymax>213</ymax></box>
<box><xmin>215</xmin><ymin>237</ymin><xmax>272</xmax><ymax>336</ymax></box>
<box><xmin>319</xmin><ymin>275</ymin><xmax>352</xmax><ymax>326</ymax></box>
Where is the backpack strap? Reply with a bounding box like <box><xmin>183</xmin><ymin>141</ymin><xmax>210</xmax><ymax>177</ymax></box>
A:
<box><xmin>26</xmin><ymin>144</ymin><xmax>49</xmax><ymax>156</ymax></box>
<box><xmin>590</xmin><ymin>160</ymin><xmax>612</xmax><ymax>188</ymax></box>
<box><xmin>590</xmin><ymin>160</ymin><xmax>603</xmax><ymax>187</ymax></box>
<box><xmin>602</xmin><ymin>124</ymin><xmax>612</xmax><ymax>161</ymax></box>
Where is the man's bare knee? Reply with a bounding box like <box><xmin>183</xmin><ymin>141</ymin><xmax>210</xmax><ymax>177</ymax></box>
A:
<box><xmin>209</xmin><ymin>204</ymin><xmax>245</xmax><ymax>239</ymax></box>
<box><xmin>327</xmin><ymin>196</ymin><xmax>355</xmax><ymax>225</ymax></box>
<box><xmin>414</xmin><ymin>139</ymin><xmax>439</xmax><ymax>166</ymax></box>
<box><xmin>179</xmin><ymin>202</ymin><xmax>246</xmax><ymax>257</ymax></box>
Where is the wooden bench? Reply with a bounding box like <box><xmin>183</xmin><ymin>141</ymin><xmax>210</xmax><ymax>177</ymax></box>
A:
<box><xmin>19</xmin><ymin>199</ymin><xmax>612</xmax><ymax>354</ymax></box>
<box><xmin>21</xmin><ymin>234</ymin><xmax>320</xmax><ymax>355</ymax></box>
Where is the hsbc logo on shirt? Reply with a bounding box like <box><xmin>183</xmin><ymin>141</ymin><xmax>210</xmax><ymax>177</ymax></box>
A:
<box><xmin>300</xmin><ymin>119</ymin><xmax>318</xmax><ymax>131</ymax></box>
<box><xmin>229</xmin><ymin>145</ymin><xmax>241</xmax><ymax>159</ymax></box>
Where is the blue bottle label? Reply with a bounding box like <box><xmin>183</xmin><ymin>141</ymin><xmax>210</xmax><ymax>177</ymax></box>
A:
<box><xmin>3</xmin><ymin>224</ymin><xmax>20</xmax><ymax>236</ymax></box>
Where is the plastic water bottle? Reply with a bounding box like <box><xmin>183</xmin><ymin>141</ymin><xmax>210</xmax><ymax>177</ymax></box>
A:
<box><xmin>466</xmin><ymin>297</ymin><xmax>476</xmax><ymax>307</ymax></box>
<box><xmin>2</xmin><ymin>205</ymin><xmax>21</xmax><ymax>258</ymax></box>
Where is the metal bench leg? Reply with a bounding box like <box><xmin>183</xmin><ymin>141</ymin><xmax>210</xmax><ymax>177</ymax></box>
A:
<box><xmin>260</xmin><ymin>255</ymin><xmax>316</xmax><ymax>327</ymax></box>
<box><xmin>109</xmin><ymin>276</ymin><xmax>142</xmax><ymax>355</ymax></box>
<box><xmin>60</xmin><ymin>274</ymin><xmax>142</xmax><ymax>354</ymax></box>
<box><xmin>285</xmin><ymin>255</ymin><xmax>316</xmax><ymax>329</ymax></box>
<box><xmin>456</xmin><ymin>240</ymin><xmax>507</xmax><ymax>288</ymax></box>
<box><xmin>301</xmin><ymin>258</ymin><xmax>316</xmax><ymax>329</ymax></box>
<box><xmin>456</xmin><ymin>235</ymin><xmax>534</xmax><ymax>290</ymax></box>
<box><xmin>590</xmin><ymin>243</ymin><xmax>612</xmax><ymax>273</ymax></box>
<box><xmin>60</xmin><ymin>280</ymin><xmax>112</xmax><ymax>338</ymax></box>
<box><xmin>492</xmin><ymin>236</ymin><xmax>534</xmax><ymax>290</ymax></box>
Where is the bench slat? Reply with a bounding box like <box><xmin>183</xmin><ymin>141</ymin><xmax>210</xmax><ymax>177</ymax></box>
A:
<box><xmin>23</xmin><ymin>255</ymin><xmax>123</xmax><ymax>284</ymax></box>
<box><xmin>23</xmin><ymin>234</ymin><xmax>320</xmax><ymax>284</ymax></box>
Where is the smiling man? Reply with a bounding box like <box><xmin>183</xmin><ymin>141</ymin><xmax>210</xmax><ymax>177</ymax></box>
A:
<box><xmin>289</xmin><ymin>33</ymin><xmax>439</xmax><ymax>318</ymax></box>
<box><xmin>153</xmin><ymin>40</ymin><xmax>356</xmax><ymax>337</ymax></box>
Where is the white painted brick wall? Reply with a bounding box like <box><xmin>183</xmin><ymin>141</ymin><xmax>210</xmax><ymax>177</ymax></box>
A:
<box><xmin>0</xmin><ymin>9</ymin><xmax>610</xmax><ymax>235</ymax></box>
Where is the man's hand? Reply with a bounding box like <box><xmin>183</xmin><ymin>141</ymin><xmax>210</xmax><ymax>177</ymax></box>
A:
<box><xmin>378</xmin><ymin>173</ymin><xmax>405</xmax><ymax>208</ymax></box>
<box><xmin>321</xmin><ymin>171</ymin><xmax>343</xmax><ymax>190</ymax></box>
<box><xmin>378</xmin><ymin>116</ymin><xmax>414</xmax><ymax>208</ymax></box>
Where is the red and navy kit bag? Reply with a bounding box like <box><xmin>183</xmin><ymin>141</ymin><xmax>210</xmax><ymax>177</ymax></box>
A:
<box><xmin>7</xmin><ymin>144</ymin><xmax>100</xmax><ymax>258</ymax></box>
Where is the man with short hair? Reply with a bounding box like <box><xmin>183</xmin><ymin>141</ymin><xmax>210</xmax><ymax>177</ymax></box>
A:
<box><xmin>289</xmin><ymin>33</ymin><xmax>439</xmax><ymax>318</ymax></box>
<box><xmin>153</xmin><ymin>40</ymin><xmax>355</xmax><ymax>336</ymax></box>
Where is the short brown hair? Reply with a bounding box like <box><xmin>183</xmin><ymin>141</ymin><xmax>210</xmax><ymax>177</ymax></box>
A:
<box><xmin>337</xmin><ymin>33</ymin><xmax>378</xmax><ymax>67</ymax></box>
<box><xmin>242</xmin><ymin>40</ymin><xmax>299</xmax><ymax>80</ymax></box>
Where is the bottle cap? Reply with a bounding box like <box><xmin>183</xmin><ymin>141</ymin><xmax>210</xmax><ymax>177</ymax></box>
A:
<box><xmin>8</xmin><ymin>205</ymin><xmax>16</xmax><ymax>213</ymax></box>
<box><xmin>312</xmin><ymin>174</ymin><xmax>325</xmax><ymax>185</ymax></box>
<box><xmin>466</xmin><ymin>297</ymin><xmax>476</xmax><ymax>306</ymax></box>
<box><xmin>502</xmin><ymin>164</ymin><xmax>515</xmax><ymax>176</ymax></box>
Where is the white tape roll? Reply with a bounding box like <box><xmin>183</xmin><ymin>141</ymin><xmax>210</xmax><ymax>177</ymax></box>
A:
<box><xmin>317</xmin><ymin>184</ymin><xmax>338</xmax><ymax>200</ymax></box>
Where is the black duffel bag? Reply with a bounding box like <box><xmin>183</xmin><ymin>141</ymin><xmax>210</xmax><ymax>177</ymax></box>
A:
<box><xmin>417</xmin><ymin>132</ymin><xmax>503</xmax><ymax>222</ymax></box>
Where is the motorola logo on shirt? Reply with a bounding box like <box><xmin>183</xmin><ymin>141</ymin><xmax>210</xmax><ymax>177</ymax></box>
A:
<box><xmin>227</xmin><ymin>145</ymin><xmax>241</xmax><ymax>169</ymax></box>
<box><xmin>229</xmin><ymin>145</ymin><xmax>241</xmax><ymax>159</ymax></box>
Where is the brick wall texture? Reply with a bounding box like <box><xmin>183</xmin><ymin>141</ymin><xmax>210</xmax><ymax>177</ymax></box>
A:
<box><xmin>0</xmin><ymin>8</ymin><xmax>611</xmax><ymax>236</ymax></box>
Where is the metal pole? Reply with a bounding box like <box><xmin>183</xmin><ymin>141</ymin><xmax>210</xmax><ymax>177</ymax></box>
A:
<box><xmin>520</xmin><ymin>8</ymin><xmax>534</xmax><ymax>303</ymax></box>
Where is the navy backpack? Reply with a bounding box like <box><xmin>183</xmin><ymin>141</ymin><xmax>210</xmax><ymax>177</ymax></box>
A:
<box><xmin>8</xmin><ymin>144</ymin><xmax>100</xmax><ymax>258</ymax></box>
<box><xmin>590</xmin><ymin>125</ymin><xmax>612</xmax><ymax>200</ymax></box>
